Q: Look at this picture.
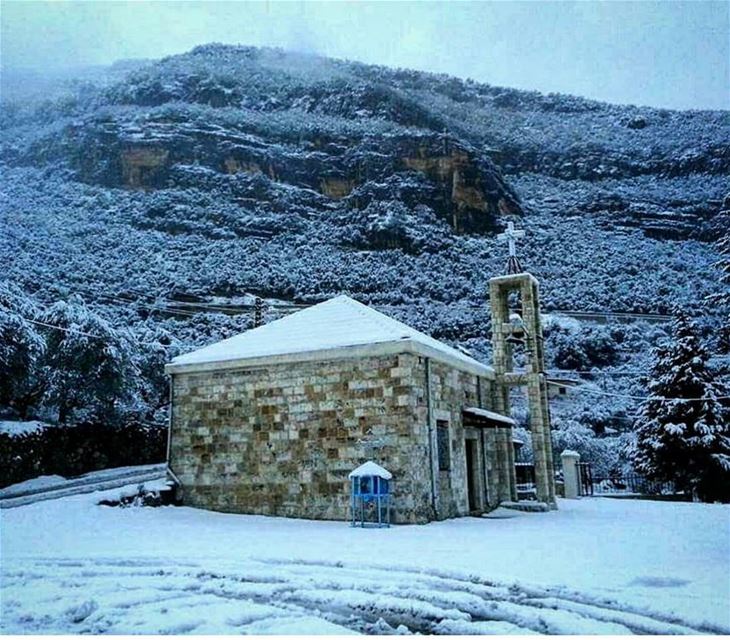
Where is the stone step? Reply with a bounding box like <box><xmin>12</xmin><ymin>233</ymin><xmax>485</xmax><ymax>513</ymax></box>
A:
<box><xmin>500</xmin><ymin>500</ymin><xmax>551</xmax><ymax>513</ymax></box>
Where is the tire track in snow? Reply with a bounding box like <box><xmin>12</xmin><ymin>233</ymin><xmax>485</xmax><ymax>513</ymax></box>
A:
<box><xmin>259</xmin><ymin>558</ymin><xmax>725</xmax><ymax>635</ymax></box>
<box><xmin>1</xmin><ymin>557</ymin><xmax>725</xmax><ymax>635</ymax></box>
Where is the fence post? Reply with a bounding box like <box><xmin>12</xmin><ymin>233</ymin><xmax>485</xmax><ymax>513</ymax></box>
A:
<box><xmin>561</xmin><ymin>450</ymin><xmax>581</xmax><ymax>499</ymax></box>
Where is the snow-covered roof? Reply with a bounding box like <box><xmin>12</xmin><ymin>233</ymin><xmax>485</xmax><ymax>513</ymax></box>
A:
<box><xmin>167</xmin><ymin>295</ymin><xmax>493</xmax><ymax>377</ymax></box>
<box><xmin>463</xmin><ymin>407</ymin><xmax>516</xmax><ymax>426</ymax></box>
<box><xmin>348</xmin><ymin>461</ymin><xmax>392</xmax><ymax>479</ymax></box>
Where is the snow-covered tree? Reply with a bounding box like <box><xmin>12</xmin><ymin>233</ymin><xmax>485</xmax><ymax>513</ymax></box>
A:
<box><xmin>41</xmin><ymin>296</ymin><xmax>135</xmax><ymax>424</ymax></box>
<box><xmin>0</xmin><ymin>283</ymin><xmax>46</xmax><ymax>418</ymax></box>
<box><xmin>545</xmin><ymin>324</ymin><xmax>620</xmax><ymax>370</ymax></box>
<box><xmin>630</xmin><ymin>312</ymin><xmax>730</xmax><ymax>502</ymax></box>
<box><xmin>550</xmin><ymin>420</ymin><xmax>626</xmax><ymax>478</ymax></box>
<box><xmin>128</xmin><ymin>323</ymin><xmax>180</xmax><ymax>421</ymax></box>
<box><xmin>711</xmin><ymin>229</ymin><xmax>730</xmax><ymax>352</ymax></box>
<box><xmin>716</xmin><ymin>235</ymin><xmax>730</xmax><ymax>293</ymax></box>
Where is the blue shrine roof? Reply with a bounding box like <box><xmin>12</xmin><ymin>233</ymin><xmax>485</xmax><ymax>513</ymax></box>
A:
<box><xmin>349</xmin><ymin>461</ymin><xmax>392</xmax><ymax>479</ymax></box>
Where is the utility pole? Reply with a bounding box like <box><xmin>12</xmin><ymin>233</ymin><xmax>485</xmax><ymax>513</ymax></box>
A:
<box><xmin>253</xmin><ymin>296</ymin><xmax>264</xmax><ymax>328</ymax></box>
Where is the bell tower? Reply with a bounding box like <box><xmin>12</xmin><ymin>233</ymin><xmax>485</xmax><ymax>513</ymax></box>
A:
<box><xmin>489</xmin><ymin>224</ymin><xmax>556</xmax><ymax>507</ymax></box>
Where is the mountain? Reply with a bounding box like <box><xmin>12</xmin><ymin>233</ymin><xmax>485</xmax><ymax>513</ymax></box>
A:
<box><xmin>1</xmin><ymin>44</ymin><xmax>727</xmax><ymax>350</ymax></box>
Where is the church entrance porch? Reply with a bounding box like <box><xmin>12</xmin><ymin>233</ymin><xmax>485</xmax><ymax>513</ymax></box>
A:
<box><xmin>461</xmin><ymin>407</ymin><xmax>518</xmax><ymax>511</ymax></box>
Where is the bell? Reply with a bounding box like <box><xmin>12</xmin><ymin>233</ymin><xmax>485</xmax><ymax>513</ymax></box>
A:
<box><xmin>505</xmin><ymin>335</ymin><xmax>525</xmax><ymax>347</ymax></box>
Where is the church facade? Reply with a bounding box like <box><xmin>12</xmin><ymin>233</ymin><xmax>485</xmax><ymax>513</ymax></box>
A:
<box><xmin>166</xmin><ymin>272</ymin><xmax>556</xmax><ymax>523</ymax></box>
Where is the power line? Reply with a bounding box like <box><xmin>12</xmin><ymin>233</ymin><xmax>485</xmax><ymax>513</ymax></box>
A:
<box><xmin>545</xmin><ymin>369</ymin><xmax>647</xmax><ymax>376</ymax></box>
<box><xmin>7</xmin><ymin>282</ymin><xmax>245</xmax><ymax>320</ymax></box>
<box><xmin>47</xmin><ymin>286</ymin><xmax>211</xmax><ymax>319</ymax></box>
<box><xmin>21</xmin><ymin>317</ymin><xmax>109</xmax><ymax>340</ymax></box>
<box><xmin>13</xmin><ymin>278</ymin><xmax>677</xmax><ymax>320</ymax></box>
<box><xmin>548</xmin><ymin>380</ymin><xmax>730</xmax><ymax>403</ymax></box>
<box><xmin>30</xmin><ymin>282</ymin><xmax>298</xmax><ymax>318</ymax></box>
<box><xmin>4</xmin><ymin>306</ymin><xmax>191</xmax><ymax>349</ymax></box>
<box><xmin>8</xmin><ymin>281</ymin><xmax>196</xmax><ymax>318</ymax></box>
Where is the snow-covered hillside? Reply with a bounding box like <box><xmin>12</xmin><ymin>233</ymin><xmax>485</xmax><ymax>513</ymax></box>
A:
<box><xmin>0</xmin><ymin>44</ymin><xmax>727</xmax><ymax>469</ymax></box>
<box><xmin>1</xmin><ymin>45</ymin><xmax>726</xmax><ymax>316</ymax></box>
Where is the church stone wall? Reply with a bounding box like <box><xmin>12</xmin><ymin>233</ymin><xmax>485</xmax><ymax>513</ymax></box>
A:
<box><xmin>169</xmin><ymin>353</ymin><xmax>435</xmax><ymax>524</ymax></box>
<box><xmin>410</xmin><ymin>359</ymin><xmax>498</xmax><ymax>519</ymax></box>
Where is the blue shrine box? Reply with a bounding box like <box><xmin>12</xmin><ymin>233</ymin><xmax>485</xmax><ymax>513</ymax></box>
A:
<box><xmin>349</xmin><ymin>461</ymin><xmax>392</xmax><ymax>528</ymax></box>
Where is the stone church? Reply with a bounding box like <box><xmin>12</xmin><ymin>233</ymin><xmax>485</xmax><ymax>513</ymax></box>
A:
<box><xmin>166</xmin><ymin>268</ymin><xmax>556</xmax><ymax>524</ymax></box>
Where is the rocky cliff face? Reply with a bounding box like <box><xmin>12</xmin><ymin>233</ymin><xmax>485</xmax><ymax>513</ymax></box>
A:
<box><xmin>6</xmin><ymin>44</ymin><xmax>725</xmax><ymax>247</ymax></box>
<box><xmin>21</xmin><ymin>112</ymin><xmax>518</xmax><ymax>238</ymax></box>
<box><xmin>0</xmin><ymin>44</ymin><xmax>727</xmax><ymax>303</ymax></box>
<box><xmin>3</xmin><ymin>46</ymin><xmax>526</xmax><ymax>238</ymax></box>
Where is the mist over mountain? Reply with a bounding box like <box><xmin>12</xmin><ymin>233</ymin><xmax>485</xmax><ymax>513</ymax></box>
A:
<box><xmin>1</xmin><ymin>44</ymin><xmax>727</xmax><ymax>368</ymax></box>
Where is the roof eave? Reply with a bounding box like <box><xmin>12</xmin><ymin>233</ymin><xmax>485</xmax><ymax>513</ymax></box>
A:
<box><xmin>165</xmin><ymin>339</ymin><xmax>495</xmax><ymax>379</ymax></box>
<box><xmin>463</xmin><ymin>406</ymin><xmax>516</xmax><ymax>426</ymax></box>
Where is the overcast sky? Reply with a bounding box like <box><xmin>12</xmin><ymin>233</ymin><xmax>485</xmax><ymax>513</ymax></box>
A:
<box><xmin>1</xmin><ymin>0</ymin><xmax>728</xmax><ymax>110</ymax></box>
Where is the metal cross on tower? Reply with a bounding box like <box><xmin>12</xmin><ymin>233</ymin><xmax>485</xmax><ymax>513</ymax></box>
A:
<box><xmin>497</xmin><ymin>221</ymin><xmax>525</xmax><ymax>275</ymax></box>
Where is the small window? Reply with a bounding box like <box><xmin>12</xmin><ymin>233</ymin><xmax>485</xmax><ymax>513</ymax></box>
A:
<box><xmin>559</xmin><ymin>387</ymin><xmax>567</xmax><ymax>396</ymax></box>
<box><xmin>437</xmin><ymin>420</ymin><xmax>450</xmax><ymax>471</ymax></box>
<box><xmin>358</xmin><ymin>477</ymin><xmax>372</xmax><ymax>495</ymax></box>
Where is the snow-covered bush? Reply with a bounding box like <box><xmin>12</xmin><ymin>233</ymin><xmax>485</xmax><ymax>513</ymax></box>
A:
<box><xmin>41</xmin><ymin>296</ymin><xmax>136</xmax><ymax>424</ymax></box>
<box><xmin>99</xmin><ymin>484</ymin><xmax>170</xmax><ymax>508</ymax></box>
<box><xmin>0</xmin><ymin>283</ymin><xmax>46</xmax><ymax>418</ymax></box>
<box><xmin>0</xmin><ymin>420</ymin><xmax>166</xmax><ymax>488</ymax></box>
<box><xmin>707</xmin><ymin>200</ymin><xmax>730</xmax><ymax>353</ymax></box>
<box><xmin>341</xmin><ymin>200</ymin><xmax>452</xmax><ymax>254</ymax></box>
<box><xmin>545</xmin><ymin>325</ymin><xmax>620</xmax><ymax>370</ymax></box>
<box><xmin>551</xmin><ymin>421</ymin><xmax>626</xmax><ymax>478</ymax></box>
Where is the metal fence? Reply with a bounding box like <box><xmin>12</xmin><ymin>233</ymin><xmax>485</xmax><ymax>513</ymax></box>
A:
<box><xmin>577</xmin><ymin>462</ymin><xmax>593</xmax><ymax>496</ymax></box>
<box><xmin>517</xmin><ymin>462</ymin><xmax>679</xmax><ymax>499</ymax></box>
<box><xmin>591</xmin><ymin>474</ymin><xmax>677</xmax><ymax>496</ymax></box>
<box><xmin>576</xmin><ymin>464</ymin><xmax>679</xmax><ymax>498</ymax></box>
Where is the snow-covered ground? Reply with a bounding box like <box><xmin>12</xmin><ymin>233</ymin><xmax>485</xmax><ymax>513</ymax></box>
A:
<box><xmin>0</xmin><ymin>420</ymin><xmax>51</xmax><ymax>436</ymax></box>
<box><xmin>0</xmin><ymin>465</ymin><xmax>167</xmax><ymax>509</ymax></box>
<box><xmin>1</xmin><ymin>483</ymin><xmax>728</xmax><ymax>635</ymax></box>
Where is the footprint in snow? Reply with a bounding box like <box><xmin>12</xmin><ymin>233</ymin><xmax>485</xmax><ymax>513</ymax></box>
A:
<box><xmin>65</xmin><ymin>599</ymin><xmax>98</xmax><ymax>623</ymax></box>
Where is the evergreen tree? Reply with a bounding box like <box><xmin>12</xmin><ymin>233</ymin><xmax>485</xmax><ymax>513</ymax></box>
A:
<box><xmin>0</xmin><ymin>283</ymin><xmax>46</xmax><ymax>418</ymax></box>
<box><xmin>630</xmin><ymin>312</ymin><xmax>730</xmax><ymax>502</ymax></box>
<box><xmin>41</xmin><ymin>296</ymin><xmax>135</xmax><ymax>424</ymax></box>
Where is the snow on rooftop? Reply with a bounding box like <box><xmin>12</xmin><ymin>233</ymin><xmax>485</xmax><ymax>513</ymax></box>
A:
<box><xmin>169</xmin><ymin>295</ymin><xmax>491</xmax><ymax>374</ymax></box>
<box><xmin>348</xmin><ymin>461</ymin><xmax>392</xmax><ymax>479</ymax></box>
